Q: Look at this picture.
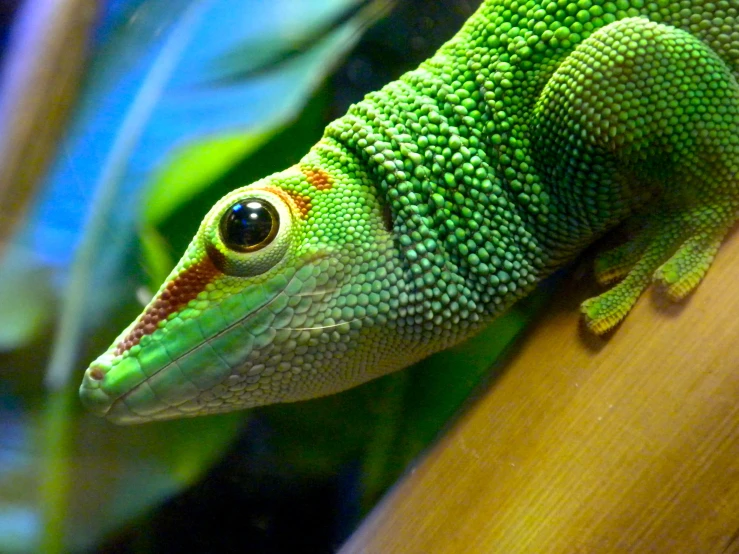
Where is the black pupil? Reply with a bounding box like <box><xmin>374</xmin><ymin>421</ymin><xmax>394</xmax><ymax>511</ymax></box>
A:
<box><xmin>220</xmin><ymin>199</ymin><xmax>277</xmax><ymax>251</ymax></box>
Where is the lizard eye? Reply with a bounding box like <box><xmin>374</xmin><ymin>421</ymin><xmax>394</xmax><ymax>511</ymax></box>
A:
<box><xmin>219</xmin><ymin>199</ymin><xmax>279</xmax><ymax>252</ymax></box>
<box><xmin>204</xmin><ymin>188</ymin><xmax>294</xmax><ymax>278</ymax></box>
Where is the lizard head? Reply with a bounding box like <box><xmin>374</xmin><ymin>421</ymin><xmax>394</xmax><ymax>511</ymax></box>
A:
<box><xmin>79</xmin><ymin>146</ymin><xmax>422</xmax><ymax>423</ymax></box>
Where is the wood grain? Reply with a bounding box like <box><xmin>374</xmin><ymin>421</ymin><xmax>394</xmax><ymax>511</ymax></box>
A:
<box><xmin>341</xmin><ymin>228</ymin><xmax>739</xmax><ymax>554</ymax></box>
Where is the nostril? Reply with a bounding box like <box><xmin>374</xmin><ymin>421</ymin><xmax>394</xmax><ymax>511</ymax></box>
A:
<box><xmin>89</xmin><ymin>367</ymin><xmax>104</xmax><ymax>381</ymax></box>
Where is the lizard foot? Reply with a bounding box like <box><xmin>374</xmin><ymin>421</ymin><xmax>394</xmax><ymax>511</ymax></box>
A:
<box><xmin>653</xmin><ymin>214</ymin><xmax>733</xmax><ymax>301</ymax></box>
<box><xmin>581</xmin><ymin>265</ymin><xmax>652</xmax><ymax>335</ymax></box>
<box><xmin>566</xmin><ymin>17</ymin><xmax>739</xmax><ymax>335</ymax></box>
<box><xmin>582</xmin><ymin>207</ymin><xmax>735</xmax><ymax>334</ymax></box>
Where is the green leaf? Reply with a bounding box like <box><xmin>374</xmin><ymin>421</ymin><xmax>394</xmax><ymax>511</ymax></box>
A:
<box><xmin>0</xmin><ymin>247</ymin><xmax>54</xmax><ymax>351</ymax></box>
<box><xmin>138</xmin><ymin>224</ymin><xmax>175</xmax><ymax>290</ymax></box>
<box><xmin>143</xmin><ymin>129</ymin><xmax>279</xmax><ymax>226</ymax></box>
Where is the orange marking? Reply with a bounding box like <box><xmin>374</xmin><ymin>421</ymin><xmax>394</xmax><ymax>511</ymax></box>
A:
<box><xmin>115</xmin><ymin>255</ymin><xmax>221</xmax><ymax>355</ymax></box>
<box><xmin>301</xmin><ymin>166</ymin><xmax>333</xmax><ymax>191</ymax></box>
<box><xmin>264</xmin><ymin>185</ymin><xmax>312</xmax><ymax>219</ymax></box>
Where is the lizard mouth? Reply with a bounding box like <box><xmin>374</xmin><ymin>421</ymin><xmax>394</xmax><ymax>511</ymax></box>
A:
<box><xmin>79</xmin><ymin>268</ymin><xmax>301</xmax><ymax>424</ymax></box>
<box><xmin>79</xmin><ymin>367</ymin><xmax>209</xmax><ymax>423</ymax></box>
<box><xmin>79</xmin><ymin>352</ymin><xmax>209</xmax><ymax>424</ymax></box>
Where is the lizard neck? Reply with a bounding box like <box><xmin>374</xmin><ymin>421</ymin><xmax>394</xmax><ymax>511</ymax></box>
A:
<box><xmin>313</xmin><ymin>87</ymin><xmax>548</xmax><ymax>325</ymax></box>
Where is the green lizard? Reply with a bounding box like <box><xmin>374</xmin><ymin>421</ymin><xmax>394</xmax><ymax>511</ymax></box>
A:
<box><xmin>80</xmin><ymin>0</ymin><xmax>739</xmax><ymax>423</ymax></box>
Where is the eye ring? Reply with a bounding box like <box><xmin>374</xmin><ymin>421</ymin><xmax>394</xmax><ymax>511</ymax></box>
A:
<box><xmin>219</xmin><ymin>198</ymin><xmax>280</xmax><ymax>253</ymax></box>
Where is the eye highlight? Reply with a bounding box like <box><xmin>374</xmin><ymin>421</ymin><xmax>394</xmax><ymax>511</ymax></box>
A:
<box><xmin>219</xmin><ymin>199</ymin><xmax>279</xmax><ymax>252</ymax></box>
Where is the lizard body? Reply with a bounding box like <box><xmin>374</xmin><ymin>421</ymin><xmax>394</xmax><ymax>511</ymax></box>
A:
<box><xmin>81</xmin><ymin>0</ymin><xmax>739</xmax><ymax>423</ymax></box>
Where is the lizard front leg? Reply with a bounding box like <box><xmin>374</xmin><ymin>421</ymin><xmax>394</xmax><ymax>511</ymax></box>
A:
<box><xmin>533</xmin><ymin>17</ymin><xmax>739</xmax><ymax>334</ymax></box>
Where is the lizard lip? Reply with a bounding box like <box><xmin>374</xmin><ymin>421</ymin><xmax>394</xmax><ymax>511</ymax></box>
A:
<box><xmin>79</xmin><ymin>364</ymin><xmax>176</xmax><ymax>423</ymax></box>
<box><xmin>104</xmin><ymin>396</ymin><xmax>151</xmax><ymax>424</ymax></box>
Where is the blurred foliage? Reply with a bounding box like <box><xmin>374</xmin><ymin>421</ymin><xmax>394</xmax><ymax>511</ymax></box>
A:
<box><xmin>0</xmin><ymin>0</ymin><xmax>554</xmax><ymax>552</ymax></box>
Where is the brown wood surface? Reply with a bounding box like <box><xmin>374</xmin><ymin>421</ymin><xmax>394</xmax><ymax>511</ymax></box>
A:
<box><xmin>340</xmin><ymin>228</ymin><xmax>739</xmax><ymax>554</ymax></box>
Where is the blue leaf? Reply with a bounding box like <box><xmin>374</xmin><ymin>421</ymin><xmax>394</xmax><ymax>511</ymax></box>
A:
<box><xmin>32</xmin><ymin>0</ymin><xmax>369</xmax><ymax>268</ymax></box>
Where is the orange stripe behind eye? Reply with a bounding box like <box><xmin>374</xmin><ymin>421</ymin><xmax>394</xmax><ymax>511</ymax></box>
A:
<box><xmin>264</xmin><ymin>185</ymin><xmax>312</xmax><ymax>219</ymax></box>
<box><xmin>115</xmin><ymin>256</ymin><xmax>222</xmax><ymax>355</ymax></box>
<box><xmin>115</xmin><ymin>184</ymin><xmax>313</xmax><ymax>355</ymax></box>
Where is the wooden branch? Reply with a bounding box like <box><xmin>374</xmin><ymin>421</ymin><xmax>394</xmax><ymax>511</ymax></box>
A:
<box><xmin>341</xmin><ymin>228</ymin><xmax>739</xmax><ymax>553</ymax></box>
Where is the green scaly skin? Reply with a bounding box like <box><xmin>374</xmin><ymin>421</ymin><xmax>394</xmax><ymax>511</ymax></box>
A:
<box><xmin>80</xmin><ymin>0</ymin><xmax>739</xmax><ymax>423</ymax></box>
